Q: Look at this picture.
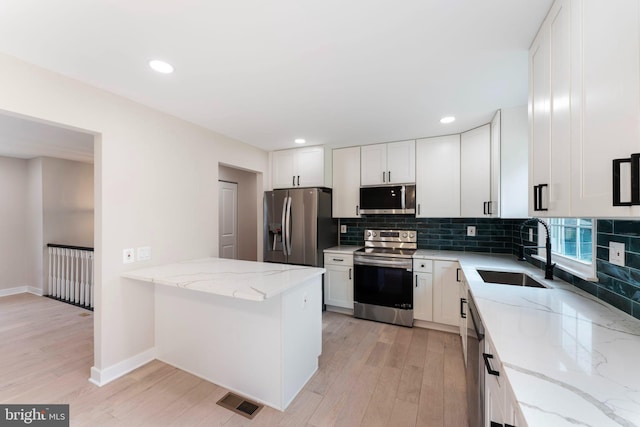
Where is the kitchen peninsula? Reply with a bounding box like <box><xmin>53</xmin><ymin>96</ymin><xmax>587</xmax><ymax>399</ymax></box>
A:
<box><xmin>122</xmin><ymin>257</ymin><xmax>325</xmax><ymax>411</ymax></box>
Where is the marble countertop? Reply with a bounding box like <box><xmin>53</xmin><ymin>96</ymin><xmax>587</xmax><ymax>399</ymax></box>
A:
<box><xmin>323</xmin><ymin>245</ymin><xmax>362</xmax><ymax>254</ymax></box>
<box><xmin>122</xmin><ymin>257</ymin><xmax>325</xmax><ymax>302</ymax></box>
<box><xmin>415</xmin><ymin>250</ymin><xmax>640</xmax><ymax>426</ymax></box>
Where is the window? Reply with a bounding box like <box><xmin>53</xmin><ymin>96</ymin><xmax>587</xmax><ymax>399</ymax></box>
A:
<box><xmin>538</xmin><ymin>218</ymin><xmax>596</xmax><ymax>281</ymax></box>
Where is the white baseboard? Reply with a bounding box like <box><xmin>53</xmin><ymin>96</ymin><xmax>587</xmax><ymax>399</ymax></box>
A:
<box><xmin>89</xmin><ymin>347</ymin><xmax>156</xmax><ymax>387</ymax></box>
<box><xmin>0</xmin><ymin>286</ymin><xmax>43</xmax><ymax>297</ymax></box>
<box><xmin>413</xmin><ymin>319</ymin><xmax>459</xmax><ymax>334</ymax></box>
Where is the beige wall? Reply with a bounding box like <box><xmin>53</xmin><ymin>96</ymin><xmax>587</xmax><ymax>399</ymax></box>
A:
<box><xmin>42</xmin><ymin>157</ymin><xmax>94</xmax><ymax>247</ymax></box>
<box><xmin>25</xmin><ymin>158</ymin><xmax>43</xmax><ymax>291</ymax></box>
<box><xmin>0</xmin><ymin>53</ymin><xmax>269</xmax><ymax>376</ymax></box>
<box><xmin>0</xmin><ymin>156</ymin><xmax>28</xmax><ymax>291</ymax></box>
<box><xmin>218</xmin><ymin>164</ymin><xmax>259</xmax><ymax>262</ymax></box>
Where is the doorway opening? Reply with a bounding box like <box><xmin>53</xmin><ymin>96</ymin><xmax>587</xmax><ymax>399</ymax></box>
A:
<box><xmin>218</xmin><ymin>164</ymin><xmax>259</xmax><ymax>262</ymax></box>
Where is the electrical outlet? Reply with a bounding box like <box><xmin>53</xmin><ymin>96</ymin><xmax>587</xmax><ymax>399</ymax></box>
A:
<box><xmin>340</xmin><ymin>225</ymin><xmax>347</xmax><ymax>233</ymax></box>
<box><xmin>123</xmin><ymin>248</ymin><xmax>135</xmax><ymax>264</ymax></box>
<box><xmin>137</xmin><ymin>246</ymin><xmax>152</xmax><ymax>261</ymax></box>
<box><xmin>529</xmin><ymin>228</ymin><xmax>534</xmax><ymax>242</ymax></box>
<box><xmin>467</xmin><ymin>226</ymin><xmax>476</xmax><ymax>237</ymax></box>
<box><xmin>609</xmin><ymin>242</ymin><xmax>625</xmax><ymax>266</ymax></box>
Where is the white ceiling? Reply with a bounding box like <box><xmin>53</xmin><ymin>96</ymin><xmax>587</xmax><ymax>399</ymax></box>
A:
<box><xmin>0</xmin><ymin>0</ymin><xmax>552</xmax><ymax>153</ymax></box>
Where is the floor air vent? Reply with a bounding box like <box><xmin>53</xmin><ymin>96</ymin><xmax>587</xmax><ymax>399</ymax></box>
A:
<box><xmin>216</xmin><ymin>392</ymin><xmax>263</xmax><ymax>419</ymax></box>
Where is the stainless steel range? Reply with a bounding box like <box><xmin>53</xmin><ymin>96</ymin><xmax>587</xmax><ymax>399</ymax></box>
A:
<box><xmin>353</xmin><ymin>229</ymin><xmax>416</xmax><ymax>327</ymax></box>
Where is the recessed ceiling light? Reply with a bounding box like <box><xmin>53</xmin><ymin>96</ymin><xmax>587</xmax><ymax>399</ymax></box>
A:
<box><xmin>149</xmin><ymin>60</ymin><xmax>174</xmax><ymax>74</ymax></box>
<box><xmin>440</xmin><ymin>116</ymin><xmax>456</xmax><ymax>124</ymax></box>
<box><xmin>294</xmin><ymin>139</ymin><xmax>306</xmax><ymax>144</ymax></box>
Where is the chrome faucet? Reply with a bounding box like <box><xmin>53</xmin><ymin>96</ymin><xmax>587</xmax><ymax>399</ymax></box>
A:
<box><xmin>518</xmin><ymin>218</ymin><xmax>555</xmax><ymax>280</ymax></box>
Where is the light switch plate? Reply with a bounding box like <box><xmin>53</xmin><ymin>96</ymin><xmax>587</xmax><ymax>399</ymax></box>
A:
<box><xmin>609</xmin><ymin>241</ymin><xmax>625</xmax><ymax>267</ymax></box>
<box><xmin>137</xmin><ymin>246</ymin><xmax>152</xmax><ymax>261</ymax></box>
<box><xmin>123</xmin><ymin>248</ymin><xmax>135</xmax><ymax>264</ymax></box>
<box><xmin>467</xmin><ymin>226</ymin><xmax>476</xmax><ymax>237</ymax></box>
<box><xmin>340</xmin><ymin>225</ymin><xmax>347</xmax><ymax>233</ymax></box>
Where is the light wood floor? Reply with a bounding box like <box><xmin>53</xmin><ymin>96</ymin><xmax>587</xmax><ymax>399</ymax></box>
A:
<box><xmin>0</xmin><ymin>293</ymin><xmax>468</xmax><ymax>426</ymax></box>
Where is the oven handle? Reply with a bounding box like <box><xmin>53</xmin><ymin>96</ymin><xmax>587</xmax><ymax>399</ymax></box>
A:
<box><xmin>354</xmin><ymin>257</ymin><xmax>412</xmax><ymax>270</ymax></box>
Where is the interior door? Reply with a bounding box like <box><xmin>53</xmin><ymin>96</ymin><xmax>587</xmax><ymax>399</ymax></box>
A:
<box><xmin>219</xmin><ymin>181</ymin><xmax>238</xmax><ymax>259</ymax></box>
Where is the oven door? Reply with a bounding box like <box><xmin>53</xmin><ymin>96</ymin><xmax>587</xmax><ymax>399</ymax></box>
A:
<box><xmin>354</xmin><ymin>256</ymin><xmax>413</xmax><ymax>309</ymax></box>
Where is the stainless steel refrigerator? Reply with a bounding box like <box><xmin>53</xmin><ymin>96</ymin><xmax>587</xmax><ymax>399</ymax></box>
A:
<box><xmin>264</xmin><ymin>188</ymin><xmax>337</xmax><ymax>267</ymax></box>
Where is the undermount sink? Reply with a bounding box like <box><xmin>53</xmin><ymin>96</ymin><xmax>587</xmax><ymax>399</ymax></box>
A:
<box><xmin>476</xmin><ymin>269</ymin><xmax>548</xmax><ymax>289</ymax></box>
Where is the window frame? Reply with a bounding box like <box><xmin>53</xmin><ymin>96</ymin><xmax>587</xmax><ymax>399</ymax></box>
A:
<box><xmin>535</xmin><ymin>218</ymin><xmax>597</xmax><ymax>282</ymax></box>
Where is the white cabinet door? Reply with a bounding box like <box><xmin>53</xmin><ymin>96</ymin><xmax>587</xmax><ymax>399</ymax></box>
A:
<box><xmin>490</xmin><ymin>111</ymin><xmax>501</xmax><ymax>218</ymax></box>
<box><xmin>461</xmin><ymin>125</ymin><xmax>491</xmax><ymax>217</ymax></box>
<box><xmin>413</xmin><ymin>272</ymin><xmax>433</xmax><ymax>322</ymax></box>
<box><xmin>324</xmin><ymin>265</ymin><xmax>354</xmax><ymax>309</ymax></box>
<box><xmin>332</xmin><ymin>147</ymin><xmax>361</xmax><ymax>218</ymax></box>
<box><xmin>529</xmin><ymin>0</ymin><xmax>571</xmax><ymax>217</ymax></box>
<box><xmin>386</xmin><ymin>140</ymin><xmax>415</xmax><ymax>184</ymax></box>
<box><xmin>416</xmin><ymin>135</ymin><xmax>460</xmax><ymax>217</ymax></box>
<box><xmin>500</xmin><ymin>106</ymin><xmax>529</xmax><ymax>219</ymax></box>
<box><xmin>570</xmin><ymin>0</ymin><xmax>640</xmax><ymax>216</ymax></box>
<box><xmin>433</xmin><ymin>260</ymin><xmax>460</xmax><ymax>327</ymax></box>
<box><xmin>459</xmin><ymin>280</ymin><xmax>468</xmax><ymax>366</ymax></box>
<box><xmin>360</xmin><ymin>143</ymin><xmax>387</xmax><ymax>185</ymax></box>
<box><xmin>272</xmin><ymin>146</ymin><xmax>328</xmax><ymax>189</ymax></box>
<box><xmin>361</xmin><ymin>141</ymin><xmax>415</xmax><ymax>185</ymax></box>
<box><xmin>297</xmin><ymin>146</ymin><xmax>326</xmax><ymax>188</ymax></box>
<box><xmin>272</xmin><ymin>149</ymin><xmax>297</xmax><ymax>189</ymax></box>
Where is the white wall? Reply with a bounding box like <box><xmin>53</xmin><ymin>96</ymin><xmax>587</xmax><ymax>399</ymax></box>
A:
<box><xmin>218</xmin><ymin>164</ymin><xmax>258</xmax><ymax>262</ymax></box>
<box><xmin>0</xmin><ymin>156</ymin><xmax>28</xmax><ymax>291</ymax></box>
<box><xmin>0</xmin><ymin>53</ymin><xmax>269</xmax><ymax>378</ymax></box>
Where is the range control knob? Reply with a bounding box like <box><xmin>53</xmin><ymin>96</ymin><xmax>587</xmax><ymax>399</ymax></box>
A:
<box><xmin>367</xmin><ymin>231</ymin><xmax>372</xmax><ymax>237</ymax></box>
<box><xmin>373</xmin><ymin>232</ymin><xmax>377</xmax><ymax>237</ymax></box>
<box><xmin>409</xmin><ymin>233</ymin><xmax>415</xmax><ymax>238</ymax></box>
<box><xmin>402</xmin><ymin>232</ymin><xmax>408</xmax><ymax>238</ymax></box>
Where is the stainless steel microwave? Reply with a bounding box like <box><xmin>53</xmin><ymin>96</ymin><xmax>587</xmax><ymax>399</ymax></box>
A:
<box><xmin>359</xmin><ymin>185</ymin><xmax>416</xmax><ymax>214</ymax></box>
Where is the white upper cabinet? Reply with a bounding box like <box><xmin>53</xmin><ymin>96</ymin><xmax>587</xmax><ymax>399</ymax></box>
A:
<box><xmin>460</xmin><ymin>124</ymin><xmax>491</xmax><ymax>217</ymax></box>
<box><xmin>529</xmin><ymin>0</ymin><xmax>640</xmax><ymax>217</ymax></box>
<box><xmin>500</xmin><ymin>106</ymin><xmax>529</xmax><ymax>219</ymax></box>
<box><xmin>529</xmin><ymin>0</ymin><xmax>571</xmax><ymax>217</ymax></box>
<box><xmin>570</xmin><ymin>0</ymin><xmax>640</xmax><ymax>216</ymax></box>
<box><xmin>489</xmin><ymin>111</ymin><xmax>501</xmax><ymax>218</ymax></box>
<box><xmin>271</xmin><ymin>146</ymin><xmax>331</xmax><ymax>189</ymax></box>
<box><xmin>332</xmin><ymin>146</ymin><xmax>361</xmax><ymax>218</ymax></box>
<box><xmin>415</xmin><ymin>135</ymin><xmax>461</xmax><ymax>217</ymax></box>
<box><xmin>361</xmin><ymin>140</ymin><xmax>415</xmax><ymax>185</ymax></box>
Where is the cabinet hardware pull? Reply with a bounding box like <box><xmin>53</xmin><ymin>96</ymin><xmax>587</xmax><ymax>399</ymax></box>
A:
<box><xmin>482</xmin><ymin>353</ymin><xmax>500</xmax><ymax>376</ymax></box>
<box><xmin>383</xmin><ymin>171</ymin><xmax>386</xmax><ymax>183</ymax></box>
<box><xmin>415</xmin><ymin>274</ymin><xmax>418</xmax><ymax>287</ymax></box>
<box><xmin>460</xmin><ymin>298</ymin><xmax>467</xmax><ymax>318</ymax></box>
<box><xmin>297</xmin><ymin>175</ymin><xmax>300</xmax><ymax>186</ymax></box>
<box><xmin>487</xmin><ymin>200</ymin><xmax>492</xmax><ymax>215</ymax></box>
<box><xmin>349</xmin><ymin>268</ymin><xmax>352</xmax><ymax>280</ymax></box>
<box><xmin>332</xmin><ymin>258</ymin><xmax>343</xmax><ymax>262</ymax></box>
<box><xmin>533</xmin><ymin>184</ymin><xmax>549</xmax><ymax>211</ymax></box>
<box><xmin>417</xmin><ymin>203</ymin><xmax>421</xmax><ymax>215</ymax></box>
<box><xmin>356</xmin><ymin>205</ymin><xmax>359</xmax><ymax>216</ymax></box>
<box><xmin>456</xmin><ymin>268</ymin><xmax>461</xmax><ymax>282</ymax></box>
<box><xmin>483</xmin><ymin>201</ymin><xmax>487</xmax><ymax>215</ymax></box>
<box><xmin>632</xmin><ymin>154</ymin><xmax>640</xmax><ymax>205</ymax></box>
<box><xmin>292</xmin><ymin>176</ymin><xmax>296</xmax><ymax>186</ymax></box>
<box><xmin>388</xmin><ymin>171</ymin><xmax>391</xmax><ymax>182</ymax></box>
<box><xmin>613</xmin><ymin>158</ymin><xmax>633</xmax><ymax>206</ymax></box>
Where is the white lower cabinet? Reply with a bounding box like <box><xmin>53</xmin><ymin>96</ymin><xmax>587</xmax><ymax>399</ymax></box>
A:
<box><xmin>459</xmin><ymin>277</ymin><xmax>469</xmax><ymax>366</ymax></box>
<box><xmin>413</xmin><ymin>259</ymin><xmax>433</xmax><ymax>322</ymax></box>
<box><xmin>484</xmin><ymin>331</ymin><xmax>526</xmax><ymax>427</ymax></box>
<box><xmin>323</xmin><ymin>253</ymin><xmax>354</xmax><ymax>311</ymax></box>
<box><xmin>433</xmin><ymin>260</ymin><xmax>461</xmax><ymax>327</ymax></box>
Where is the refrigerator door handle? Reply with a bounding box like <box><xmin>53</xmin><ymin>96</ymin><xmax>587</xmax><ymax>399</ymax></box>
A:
<box><xmin>285</xmin><ymin>196</ymin><xmax>293</xmax><ymax>255</ymax></box>
<box><xmin>281</xmin><ymin>196</ymin><xmax>288</xmax><ymax>256</ymax></box>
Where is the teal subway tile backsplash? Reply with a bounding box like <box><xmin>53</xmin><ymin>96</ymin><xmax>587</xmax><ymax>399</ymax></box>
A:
<box><xmin>338</xmin><ymin>216</ymin><xmax>640</xmax><ymax>321</ymax></box>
